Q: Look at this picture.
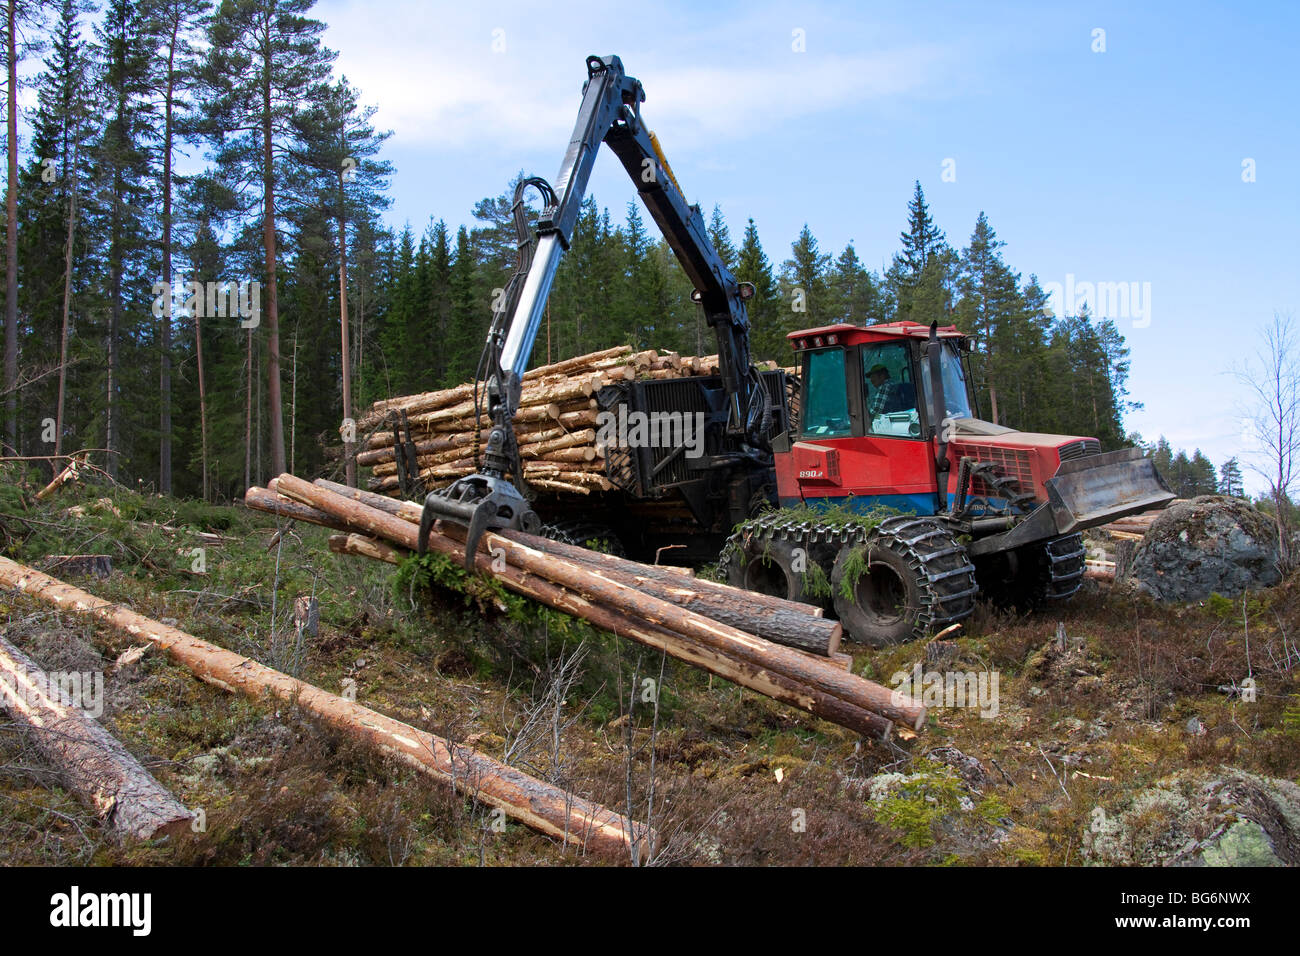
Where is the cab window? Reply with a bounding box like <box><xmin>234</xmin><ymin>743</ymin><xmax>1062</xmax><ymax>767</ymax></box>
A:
<box><xmin>801</xmin><ymin>347</ymin><xmax>850</xmax><ymax>437</ymax></box>
<box><xmin>861</xmin><ymin>341</ymin><xmax>921</xmax><ymax>438</ymax></box>
<box><xmin>919</xmin><ymin>342</ymin><xmax>974</xmax><ymax>422</ymax></box>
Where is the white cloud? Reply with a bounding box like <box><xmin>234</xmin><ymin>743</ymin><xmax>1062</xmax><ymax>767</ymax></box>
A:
<box><xmin>319</xmin><ymin>0</ymin><xmax>959</xmax><ymax>152</ymax></box>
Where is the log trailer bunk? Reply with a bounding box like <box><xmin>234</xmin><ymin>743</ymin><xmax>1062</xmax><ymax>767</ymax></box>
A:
<box><xmin>417</xmin><ymin>54</ymin><xmax>1175</xmax><ymax>645</ymax></box>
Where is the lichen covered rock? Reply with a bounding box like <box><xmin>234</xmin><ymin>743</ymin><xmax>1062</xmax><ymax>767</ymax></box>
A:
<box><xmin>1130</xmin><ymin>496</ymin><xmax>1280</xmax><ymax>601</ymax></box>
<box><xmin>1084</xmin><ymin>767</ymin><xmax>1300</xmax><ymax>866</ymax></box>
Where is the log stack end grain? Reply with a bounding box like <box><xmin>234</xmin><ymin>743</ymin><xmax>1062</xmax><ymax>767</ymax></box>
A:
<box><xmin>357</xmin><ymin>347</ymin><xmax>776</xmax><ymax>501</ymax></box>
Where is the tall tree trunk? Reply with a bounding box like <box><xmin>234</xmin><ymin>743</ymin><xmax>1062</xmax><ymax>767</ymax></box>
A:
<box><xmin>4</xmin><ymin>0</ymin><xmax>18</xmax><ymax>453</ymax></box>
<box><xmin>337</xmin><ymin>170</ymin><xmax>354</xmax><ymax>486</ymax></box>
<box><xmin>196</xmin><ymin>308</ymin><xmax>209</xmax><ymax>499</ymax></box>
<box><xmin>289</xmin><ymin>325</ymin><xmax>296</xmax><ymax>475</ymax></box>
<box><xmin>244</xmin><ymin>328</ymin><xmax>252</xmax><ymax>493</ymax></box>
<box><xmin>106</xmin><ymin>174</ymin><xmax>121</xmax><ymax>481</ymax></box>
<box><xmin>261</xmin><ymin>68</ymin><xmax>285</xmax><ymax>476</ymax></box>
<box><xmin>56</xmin><ymin>139</ymin><xmax>80</xmax><ymax>459</ymax></box>
<box><xmin>158</xmin><ymin>25</ymin><xmax>178</xmax><ymax>495</ymax></box>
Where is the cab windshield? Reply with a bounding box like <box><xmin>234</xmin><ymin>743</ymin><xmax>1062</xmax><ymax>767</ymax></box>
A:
<box><xmin>919</xmin><ymin>342</ymin><xmax>974</xmax><ymax>422</ymax></box>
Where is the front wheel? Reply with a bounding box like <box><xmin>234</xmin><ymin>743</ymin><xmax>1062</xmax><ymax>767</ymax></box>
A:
<box><xmin>830</xmin><ymin>517</ymin><xmax>977</xmax><ymax>647</ymax></box>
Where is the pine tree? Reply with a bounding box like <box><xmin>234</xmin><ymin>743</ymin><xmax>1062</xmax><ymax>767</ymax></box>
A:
<box><xmin>1220</xmin><ymin>456</ymin><xmax>1244</xmax><ymax>498</ymax></box>
<box><xmin>290</xmin><ymin>75</ymin><xmax>392</xmax><ymax>485</ymax></box>
<box><xmin>144</xmin><ymin>0</ymin><xmax>210</xmax><ymax>494</ymax></box>
<box><xmin>199</xmin><ymin>0</ymin><xmax>337</xmax><ymax>479</ymax></box>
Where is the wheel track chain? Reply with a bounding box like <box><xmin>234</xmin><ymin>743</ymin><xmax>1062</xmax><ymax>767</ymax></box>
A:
<box><xmin>1042</xmin><ymin>532</ymin><xmax>1086</xmax><ymax>600</ymax></box>
<box><xmin>719</xmin><ymin>511</ymin><xmax>979</xmax><ymax>638</ymax></box>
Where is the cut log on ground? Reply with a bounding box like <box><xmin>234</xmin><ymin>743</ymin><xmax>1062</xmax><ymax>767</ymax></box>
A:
<box><xmin>0</xmin><ymin>555</ymin><xmax>651</xmax><ymax>857</ymax></box>
<box><xmin>314</xmin><ymin>478</ymin><xmax>839</xmax><ymax>655</ymax></box>
<box><xmin>0</xmin><ymin>633</ymin><xmax>193</xmax><ymax>842</ymax></box>
<box><xmin>266</xmin><ymin>474</ymin><xmax>922</xmax><ymax>734</ymax></box>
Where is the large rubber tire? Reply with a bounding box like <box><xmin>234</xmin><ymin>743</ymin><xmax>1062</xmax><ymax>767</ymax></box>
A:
<box><xmin>723</xmin><ymin>536</ymin><xmax>807</xmax><ymax>603</ymax></box>
<box><xmin>830</xmin><ymin>517</ymin><xmax>977</xmax><ymax>648</ymax></box>
<box><xmin>975</xmin><ymin>533</ymin><xmax>1086</xmax><ymax>610</ymax></box>
<box><xmin>831</xmin><ymin>541</ymin><xmax>919</xmax><ymax>647</ymax></box>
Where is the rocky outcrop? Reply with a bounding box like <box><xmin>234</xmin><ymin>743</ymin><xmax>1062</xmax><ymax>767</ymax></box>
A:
<box><xmin>1130</xmin><ymin>496</ymin><xmax>1281</xmax><ymax>601</ymax></box>
<box><xmin>1084</xmin><ymin>767</ymin><xmax>1300</xmax><ymax>866</ymax></box>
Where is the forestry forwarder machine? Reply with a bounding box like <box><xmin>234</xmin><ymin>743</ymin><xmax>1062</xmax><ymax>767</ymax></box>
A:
<box><xmin>416</xmin><ymin>54</ymin><xmax>1175</xmax><ymax>646</ymax></box>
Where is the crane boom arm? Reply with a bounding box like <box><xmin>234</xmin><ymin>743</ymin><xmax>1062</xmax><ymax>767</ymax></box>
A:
<box><xmin>419</xmin><ymin>54</ymin><xmax>768</xmax><ymax>566</ymax></box>
<box><xmin>496</xmin><ymin>54</ymin><xmax>764</xmax><ymax>444</ymax></box>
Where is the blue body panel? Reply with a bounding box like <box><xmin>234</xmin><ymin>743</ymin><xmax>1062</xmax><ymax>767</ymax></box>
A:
<box><xmin>779</xmin><ymin>493</ymin><xmax>938</xmax><ymax>515</ymax></box>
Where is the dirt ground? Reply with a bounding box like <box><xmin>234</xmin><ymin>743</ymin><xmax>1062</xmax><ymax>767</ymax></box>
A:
<box><xmin>2</xmin><ymin>472</ymin><xmax>1297</xmax><ymax>866</ymax></box>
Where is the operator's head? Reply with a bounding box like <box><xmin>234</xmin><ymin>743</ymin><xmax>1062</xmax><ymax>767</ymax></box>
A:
<box><xmin>867</xmin><ymin>363</ymin><xmax>890</xmax><ymax>386</ymax></box>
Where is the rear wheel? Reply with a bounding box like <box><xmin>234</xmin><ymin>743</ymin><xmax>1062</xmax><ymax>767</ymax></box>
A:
<box><xmin>721</xmin><ymin>536</ymin><xmax>807</xmax><ymax>603</ymax></box>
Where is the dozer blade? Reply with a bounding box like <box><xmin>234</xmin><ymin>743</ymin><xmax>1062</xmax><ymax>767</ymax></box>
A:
<box><xmin>1043</xmin><ymin>447</ymin><xmax>1175</xmax><ymax>535</ymax></box>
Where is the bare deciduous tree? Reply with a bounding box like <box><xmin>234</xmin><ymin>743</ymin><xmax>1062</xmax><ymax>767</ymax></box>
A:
<box><xmin>1236</xmin><ymin>311</ymin><xmax>1300</xmax><ymax>572</ymax></box>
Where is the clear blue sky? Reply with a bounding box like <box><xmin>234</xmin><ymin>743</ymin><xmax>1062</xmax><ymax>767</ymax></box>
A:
<box><xmin>318</xmin><ymin>1</ymin><xmax>1297</xmax><ymax>492</ymax></box>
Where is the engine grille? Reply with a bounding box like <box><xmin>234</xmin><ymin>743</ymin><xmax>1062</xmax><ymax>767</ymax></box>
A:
<box><xmin>1058</xmin><ymin>439</ymin><xmax>1101</xmax><ymax>462</ymax></box>
<box><xmin>952</xmin><ymin>442</ymin><xmax>1034</xmax><ymax>499</ymax></box>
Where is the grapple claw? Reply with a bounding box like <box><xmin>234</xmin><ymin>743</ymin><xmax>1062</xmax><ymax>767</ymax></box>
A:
<box><xmin>416</xmin><ymin>474</ymin><xmax>536</xmax><ymax>571</ymax></box>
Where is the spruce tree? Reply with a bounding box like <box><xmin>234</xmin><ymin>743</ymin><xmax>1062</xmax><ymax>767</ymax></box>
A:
<box><xmin>16</xmin><ymin>0</ymin><xmax>93</xmax><ymax>461</ymax></box>
<box><xmin>886</xmin><ymin>181</ymin><xmax>950</xmax><ymax>324</ymax></box>
<box><xmin>828</xmin><ymin>242</ymin><xmax>882</xmax><ymax>326</ymax></box>
<box><xmin>780</xmin><ymin>223</ymin><xmax>830</xmax><ymax>331</ymax></box>
<box><xmin>90</xmin><ymin>0</ymin><xmax>158</xmax><ymax>481</ymax></box>
<box><xmin>734</xmin><ymin>218</ymin><xmax>780</xmax><ymax>361</ymax></box>
<box><xmin>706</xmin><ymin>204</ymin><xmax>736</xmax><ymax>271</ymax></box>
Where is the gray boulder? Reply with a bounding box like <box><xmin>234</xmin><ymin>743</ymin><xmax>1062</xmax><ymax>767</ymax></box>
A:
<box><xmin>1084</xmin><ymin>767</ymin><xmax>1300</xmax><ymax>866</ymax></box>
<box><xmin>1130</xmin><ymin>495</ymin><xmax>1281</xmax><ymax>601</ymax></box>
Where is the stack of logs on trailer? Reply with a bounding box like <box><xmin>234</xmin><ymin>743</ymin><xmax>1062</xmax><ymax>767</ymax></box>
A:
<box><xmin>356</xmin><ymin>345</ymin><xmax>787</xmax><ymax>500</ymax></box>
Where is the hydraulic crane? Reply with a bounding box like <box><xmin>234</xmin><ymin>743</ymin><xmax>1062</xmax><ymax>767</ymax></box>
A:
<box><xmin>419</xmin><ymin>55</ymin><xmax>770</xmax><ymax>563</ymax></box>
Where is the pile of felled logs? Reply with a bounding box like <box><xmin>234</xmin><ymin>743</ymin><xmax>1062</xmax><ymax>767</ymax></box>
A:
<box><xmin>245</xmin><ymin>475</ymin><xmax>925</xmax><ymax>740</ymax></box>
<box><xmin>1086</xmin><ymin>501</ymin><xmax>1184</xmax><ymax>581</ymax></box>
<box><xmin>0</xmin><ymin>555</ymin><xmax>649</xmax><ymax>856</ymax></box>
<box><xmin>355</xmin><ymin>345</ymin><xmax>780</xmax><ymax>498</ymax></box>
